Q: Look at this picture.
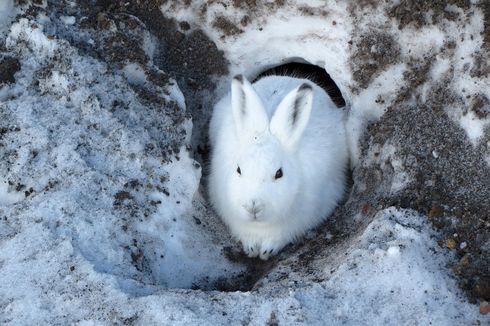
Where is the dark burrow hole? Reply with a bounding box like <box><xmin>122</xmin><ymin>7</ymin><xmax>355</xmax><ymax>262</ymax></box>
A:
<box><xmin>191</xmin><ymin>62</ymin><xmax>349</xmax><ymax>292</ymax></box>
<box><xmin>254</xmin><ymin>62</ymin><xmax>346</xmax><ymax>108</ymax></box>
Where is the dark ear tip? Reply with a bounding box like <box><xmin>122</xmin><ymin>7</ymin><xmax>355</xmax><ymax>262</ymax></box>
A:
<box><xmin>298</xmin><ymin>83</ymin><xmax>313</xmax><ymax>92</ymax></box>
<box><xmin>233</xmin><ymin>74</ymin><xmax>244</xmax><ymax>83</ymax></box>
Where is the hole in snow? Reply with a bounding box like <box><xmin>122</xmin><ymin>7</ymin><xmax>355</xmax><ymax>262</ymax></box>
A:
<box><xmin>254</xmin><ymin>61</ymin><xmax>346</xmax><ymax>108</ymax></box>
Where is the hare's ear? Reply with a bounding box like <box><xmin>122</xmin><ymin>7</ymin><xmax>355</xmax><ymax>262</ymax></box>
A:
<box><xmin>231</xmin><ymin>75</ymin><xmax>269</xmax><ymax>139</ymax></box>
<box><xmin>270</xmin><ymin>83</ymin><xmax>313</xmax><ymax>150</ymax></box>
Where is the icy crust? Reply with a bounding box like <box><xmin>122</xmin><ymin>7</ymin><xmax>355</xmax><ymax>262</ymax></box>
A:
<box><xmin>0</xmin><ymin>16</ymin><xmax>242</xmax><ymax>298</ymax></box>
<box><xmin>1</xmin><ymin>207</ymin><xmax>484</xmax><ymax>324</ymax></box>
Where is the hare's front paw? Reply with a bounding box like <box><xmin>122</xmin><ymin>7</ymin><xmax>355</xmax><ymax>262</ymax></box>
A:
<box><xmin>242</xmin><ymin>240</ymin><xmax>260</xmax><ymax>258</ymax></box>
<box><xmin>258</xmin><ymin>241</ymin><xmax>282</xmax><ymax>260</ymax></box>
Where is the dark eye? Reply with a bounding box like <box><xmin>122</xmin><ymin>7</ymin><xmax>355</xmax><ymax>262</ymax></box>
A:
<box><xmin>274</xmin><ymin>168</ymin><xmax>283</xmax><ymax>179</ymax></box>
<box><xmin>237</xmin><ymin>166</ymin><xmax>241</xmax><ymax>175</ymax></box>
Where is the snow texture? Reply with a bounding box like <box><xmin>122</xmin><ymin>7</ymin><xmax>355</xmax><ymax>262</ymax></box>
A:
<box><xmin>1</xmin><ymin>15</ymin><xmax>243</xmax><ymax>296</ymax></box>
<box><xmin>0</xmin><ymin>0</ymin><xmax>489</xmax><ymax>325</ymax></box>
<box><xmin>0</xmin><ymin>0</ymin><xmax>15</xmax><ymax>31</ymax></box>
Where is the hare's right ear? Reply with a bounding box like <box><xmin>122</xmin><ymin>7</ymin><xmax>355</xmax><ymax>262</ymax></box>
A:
<box><xmin>231</xmin><ymin>75</ymin><xmax>269</xmax><ymax>139</ymax></box>
<box><xmin>270</xmin><ymin>83</ymin><xmax>313</xmax><ymax>150</ymax></box>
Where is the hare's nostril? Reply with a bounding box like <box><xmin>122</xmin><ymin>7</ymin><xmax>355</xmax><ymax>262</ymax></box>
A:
<box><xmin>242</xmin><ymin>204</ymin><xmax>252</xmax><ymax>214</ymax></box>
<box><xmin>243</xmin><ymin>201</ymin><xmax>263</xmax><ymax>215</ymax></box>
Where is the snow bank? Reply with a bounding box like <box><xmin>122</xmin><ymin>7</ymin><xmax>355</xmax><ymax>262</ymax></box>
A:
<box><xmin>0</xmin><ymin>0</ymin><xmax>488</xmax><ymax>325</ymax></box>
<box><xmin>0</xmin><ymin>15</ymin><xmax>243</xmax><ymax>298</ymax></box>
<box><xmin>1</xmin><ymin>205</ymin><xmax>484</xmax><ymax>324</ymax></box>
<box><xmin>296</xmin><ymin>209</ymin><xmax>479</xmax><ymax>324</ymax></box>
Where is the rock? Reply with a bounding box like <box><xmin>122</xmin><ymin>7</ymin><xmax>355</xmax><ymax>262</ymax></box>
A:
<box><xmin>446</xmin><ymin>238</ymin><xmax>457</xmax><ymax>249</ymax></box>
<box><xmin>0</xmin><ymin>57</ymin><xmax>20</xmax><ymax>85</ymax></box>
<box><xmin>480</xmin><ymin>301</ymin><xmax>490</xmax><ymax>315</ymax></box>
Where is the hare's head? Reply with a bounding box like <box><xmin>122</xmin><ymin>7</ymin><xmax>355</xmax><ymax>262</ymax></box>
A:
<box><xmin>227</xmin><ymin>75</ymin><xmax>313</xmax><ymax>223</ymax></box>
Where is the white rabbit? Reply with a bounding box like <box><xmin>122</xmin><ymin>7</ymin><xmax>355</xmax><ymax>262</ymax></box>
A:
<box><xmin>208</xmin><ymin>74</ymin><xmax>348</xmax><ymax>260</ymax></box>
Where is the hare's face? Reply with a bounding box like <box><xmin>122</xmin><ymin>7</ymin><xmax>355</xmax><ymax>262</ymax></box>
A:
<box><xmin>228</xmin><ymin>134</ymin><xmax>299</xmax><ymax>223</ymax></box>
<box><xmin>222</xmin><ymin>75</ymin><xmax>313</xmax><ymax>224</ymax></box>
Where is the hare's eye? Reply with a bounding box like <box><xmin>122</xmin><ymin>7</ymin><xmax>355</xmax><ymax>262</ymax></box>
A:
<box><xmin>274</xmin><ymin>168</ymin><xmax>283</xmax><ymax>180</ymax></box>
<box><xmin>237</xmin><ymin>166</ymin><xmax>241</xmax><ymax>175</ymax></box>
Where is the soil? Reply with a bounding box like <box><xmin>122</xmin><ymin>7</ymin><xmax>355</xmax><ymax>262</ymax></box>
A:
<box><xmin>379</xmin><ymin>0</ymin><xmax>490</xmax><ymax>301</ymax></box>
<box><xmin>481</xmin><ymin>2</ymin><xmax>490</xmax><ymax>50</ymax></box>
<box><xmin>351</xmin><ymin>31</ymin><xmax>401</xmax><ymax>90</ymax></box>
<box><xmin>0</xmin><ymin>57</ymin><xmax>20</xmax><ymax>85</ymax></box>
<box><xmin>387</xmin><ymin>0</ymin><xmax>471</xmax><ymax>29</ymax></box>
<box><xmin>364</xmin><ymin>102</ymin><xmax>490</xmax><ymax>301</ymax></box>
<box><xmin>213</xmin><ymin>16</ymin><xmax>243</xmax><ymax>36</ymax></box>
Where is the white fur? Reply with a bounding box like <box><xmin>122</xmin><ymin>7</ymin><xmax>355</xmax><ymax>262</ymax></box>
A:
<box><xmin>208</xmin><ymin>75</ymin><xmax>348</xmax><ymax>259</ymax></box>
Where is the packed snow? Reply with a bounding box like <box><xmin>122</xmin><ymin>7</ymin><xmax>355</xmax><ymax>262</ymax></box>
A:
<box><xmin>1</xmin><ymin>16</ymin><xmax>243</xmax><ymax>295</ymax></box>
<box><xmin>0</xmin><ymin>0</ymin><xmax>15</xmax><ymax>31</ymax></box>
<box><xmin>0</xmin><ymin>0</ymin><xmax>488</xmax><ymax>325</ymax></box>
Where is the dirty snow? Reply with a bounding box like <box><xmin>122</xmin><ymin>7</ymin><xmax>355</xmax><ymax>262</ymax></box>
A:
<box><xmin>0</xmin><ymin>1</ymin><xmax>488</xmax><ymax>325</ymax></box>
<box><xmin>294</xmin><ymin>208</ymin><xmax>480</xmax><ymax>325</ymax></box>
<box><xmin>1</xmin><ymin>15</ymin><xmax>243</xmax><ymax>297</ymax></box>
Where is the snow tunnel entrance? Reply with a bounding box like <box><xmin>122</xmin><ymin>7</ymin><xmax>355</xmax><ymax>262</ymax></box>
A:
<box><xmin>254</xmin><ymin>62</ymin><xmax>346</xmax><ymax>108</ymax></box>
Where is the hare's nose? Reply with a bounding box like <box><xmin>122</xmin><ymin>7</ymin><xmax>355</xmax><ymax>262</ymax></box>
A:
<box><xmin>243</xmin><ymin>200</ymin><xmax>263</xmax><ymax>215</ymax></box>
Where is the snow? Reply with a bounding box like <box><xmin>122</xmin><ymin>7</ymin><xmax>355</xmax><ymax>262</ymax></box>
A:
<box><xmin>457</xmin><ymin>109</ymin><xmax>488</xmax><ymax>144</ymax></box>
<box><xmin>122</xmin><ymin>63</ymin><xmax>147</xmax><ymax>86</ymax></box>
<box><xmin>0</xmin><ymin>1</ymin><xmax>488</xmax><ymax>325</ymax></box>
<box><xmin>347</xmin><ymin>64</ymin><xmax>407</xmax><ymax>166</ymax></box>
<box><xmin>7</xmin><ymin>18</ymin><xmax>58</xmax><ymax>57</ymax></box>
<box><xmin>60</xmin><ymin>15</ymin><xmax>76</xmax><ymax>25</ymax></box>
<box><xmin>0</xmin><ymin>181</ymin><xmax>24</xmax><ymax>205</ymax></box>
<box><xmin>164</xmin><ymin>0</ymin><xmax>352</xmax><ymax>101</ymax></box>
<box><xmin>0</xmin><ymin>0</ymin><xmax>15</xmax><ymax>32</ymax></box>
<box><xmin>200</xmin><ymin>208</ymin><xmax>485</xmax><ymax>324</ymax></box>
<box><xmin>442</xmin><ymin>7</ymin><xmax>490</xmax><ymax>146</ymax></box>
<box><xmin>296</xmin><ymin>208</ymin><xmax>479</xmax><ymax>324</ymax></box>
<box><xmin>1</xmin><ymin>15</ymin><xmax>243</xmax><ymax>298</ymax></box>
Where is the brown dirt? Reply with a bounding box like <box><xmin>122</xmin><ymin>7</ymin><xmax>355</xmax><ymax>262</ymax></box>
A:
<box><xmin>347</xmin><ymin>0</ymin><xmax>490</xmax><ymax>302</ymax></box>
<box><xmin>470</xmin><ymin>52</ymin><xmax>490</xmax><ymax>78</ymax></box>
<box><xmin>480</xmin><ymin>2</ymin><xmax>490</xmax><ymax>50</ymax></box>
<box><xmin>213</xmin><ymin>16</ymin><xmax>243</xmax><ymax>36</ymax></box>
<box><xmin>351</xmin><ymin>31</ymin><xmax>401</xmax><ymax>89</ymax></box>
<box><xmin>77</xmin><ymin>0</ymin><xmax>228</xmax><ymax>91</ymax></box>
<box><xmin>361</xmin><ymin>96</ymin><xmax>490</xmax><ymax>301</ymax></box>
<box><xmin>388</xmin><ymin>0</ymin><xmax>471</xmax><ymax>29</ymax></box>
<box><xmin>232</xmin><ymin>0</ymin><xmax>257</xmax><ymax>8</ymax></box>
<box><xmin>470</xmin><ymin>94</ymin><xmax>490</xmax><ymax>118</ymax></box>
<box><xmin>0</xmin><ymin>57</ymin><xmax>20</xmax><ymax>85</ymax></box>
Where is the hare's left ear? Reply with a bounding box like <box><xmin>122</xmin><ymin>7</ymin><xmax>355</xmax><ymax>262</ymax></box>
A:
<box><xmin>270</xmin><ymin>83</ymin><xmax>313</xmax><ymax>150</ymax></box>
<box><xmin>231</xmin><ymin>75</ymin><xmax>269</xmax><ymax>139</ymax></box>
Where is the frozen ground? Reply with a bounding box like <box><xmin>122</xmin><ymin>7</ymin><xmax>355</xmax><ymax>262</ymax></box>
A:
<box><xmin>0</xmin><ymin>0</ymin><xmax>489</xmax><ymax>325</ymax></box>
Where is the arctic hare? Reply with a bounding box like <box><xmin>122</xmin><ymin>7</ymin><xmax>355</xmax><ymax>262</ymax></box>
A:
<box><xmin>208</xmin><ymin>74</ymin><xmax>347</xmax><ymax>260</ymax></box>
